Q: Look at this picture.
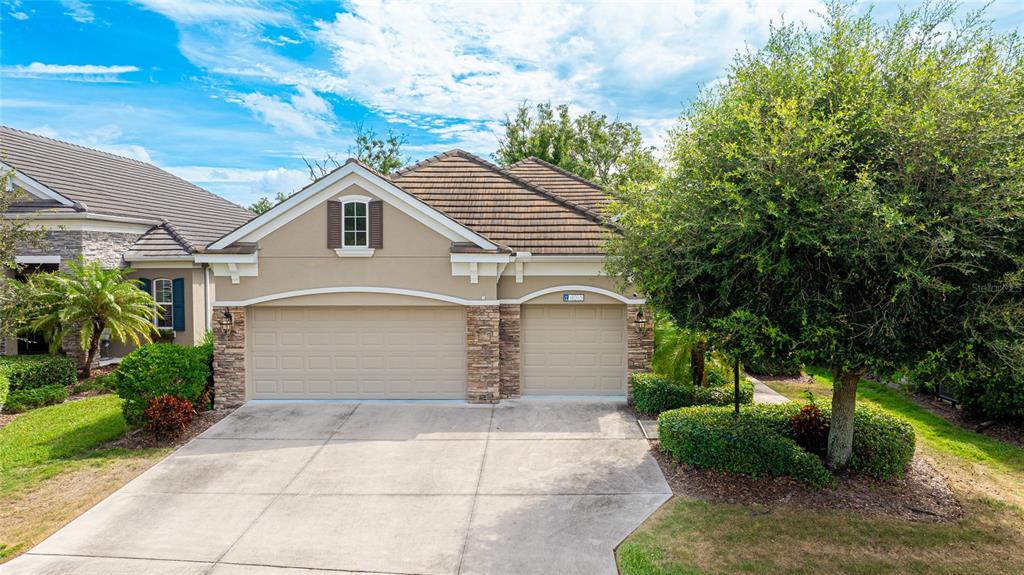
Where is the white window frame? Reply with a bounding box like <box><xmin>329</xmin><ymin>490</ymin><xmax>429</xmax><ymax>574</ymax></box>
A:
<box><xmin>335</xmin><ymin>194</ymin><xmax>375</xmax><ymax>257</ymax></box>
<box><xmin>152</xmin><ymin>278</ymin><xmax>174</xmax><ymax>330</ymax></box>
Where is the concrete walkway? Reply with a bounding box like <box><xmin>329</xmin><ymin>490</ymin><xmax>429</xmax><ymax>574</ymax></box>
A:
<box><xmin>6</xmin><ymin>401</ymin><xmax>671</xmax><ymax>575</ymax></box>
<box><xmin>750</xmin><ymin>376</ymin><xmax>791</xmax><ymax>404</ymax></box>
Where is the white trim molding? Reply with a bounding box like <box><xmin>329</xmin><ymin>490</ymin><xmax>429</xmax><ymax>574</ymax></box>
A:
<box><xmin>500</xmin><ymin>285</ymin><xmax>645</xmax><ymax>305</ymax></box>
<box><xmin>334</xmin><ymin>247</ymin><xmax>375</xmax><ymax>258</ymax></box>
<box><xmin>215</xmin><ymin>286</ymin><xmax>501</xmax><ymax>307</ymax></box>
<box><xmin>209</xmin><ymin>163</ymin><xmax>496</xmax><ymax>251</ymax></box>
<box><xmin>15</xmin><ymin>255</ymin><xmax>61</xmax><ymax>264</ymax></box>
<box><xmin>2</xmin><ymin>161</ymin><xmax>76</xmax><ymax>207</ymax></box>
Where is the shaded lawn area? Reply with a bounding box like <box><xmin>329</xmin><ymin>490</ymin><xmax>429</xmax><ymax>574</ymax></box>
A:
<box><xmin>0</xmin><ymin>395</ymin><xmax>168</xmax><ymax>561</ymax></box>
<box><xmin>619</xmin><ymin>370</ymin><xmax>1024</xmax><ymax>574</ymax></box>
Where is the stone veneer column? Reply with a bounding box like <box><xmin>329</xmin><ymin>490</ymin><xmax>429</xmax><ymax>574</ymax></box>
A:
<box><xmin>213</xmin><ymin>306</ymin><xmax>247</xmax><ymax>409</ymax></box>
<box><xmin>466</xmin><ymin>305</ymin><xmax>500</xmax><ymax>403</ymax></box>
<box><xmin>498</xmin><ymin>303</ymin><xmax>521</xmax><ymax>399</ymax></box>
<box><xmin>626</xmin><ymin>304</ymin><xmax>654</xmax><ymax>405</ymax></box>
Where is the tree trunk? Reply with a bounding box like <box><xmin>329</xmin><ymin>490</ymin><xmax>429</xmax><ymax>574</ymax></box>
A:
<box><xmin>690</xmin><ymin>339</ymin><xmax>706</xmax><ymax>386</ymax></box>
<box><xmin>826</xmin><ymin>367</ymin><xmax>861</xmax><ymax>470</ymax></box>
<box><xmin>81</xmin><ymin>320</ymin><xmax>104</xmax><ymax>380</ymax></box>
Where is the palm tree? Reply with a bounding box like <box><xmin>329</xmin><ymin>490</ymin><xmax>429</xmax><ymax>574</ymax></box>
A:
<box><xmin>652</xmin><ymin>311</ymin><xmax>706</xmax><ymax>385</ymax></box>
<box><xmin>22</xmin><ymin>259</ymin><xmax>159</xmax><ymax>378</ymax></box>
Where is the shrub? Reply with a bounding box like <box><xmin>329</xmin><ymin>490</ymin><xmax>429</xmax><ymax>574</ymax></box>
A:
<box><xmin>0</xmin><ymin>355</ymin><xmax>76</xmax><ymax>392</ymax></box>
<box><xmin>0</xmin><ymin>373</ymin><xmax>8</xmax><ymax>412</ymax></box>
<box><xmin>142</xmin><ymin>395</ymin><xmax>194</xmax><ymax>438</ymax></box>
<box><xmin>4</xmin><ymin>384</ymin><xmax>69</xmax><ymax>413</ymax></box>
<box><xmin>725</xmin><ymin>402</ymin><xmax>915</xmax><ymax>480</ymax></box>
<box><xmin>631</xmin><ymin>372</ymin><xmax>754</xmax><ymax>415</ymax></box>
<box><xmin>71</xmin><ymin>374</ymin><xmax>115</xmax><ymax>394</ymax></box>
<box><xmin>114</xmin><ymin>343</ymin><xmax>210</xmax><ymax>425</ymax></box>
<box><xmin>658</xmin><ymin>405</ymin><xmax>834</xmax><ymax>488</ymax></box>
<box><xmin>790</xmin><ymin>403</ymin><xmax>829</xmax><ymax>455</ymax></box>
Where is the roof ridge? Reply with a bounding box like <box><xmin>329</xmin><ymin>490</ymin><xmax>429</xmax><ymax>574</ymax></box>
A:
<box><xmin>0</xmin><ymin>125</ymin><xmax>253</xmax><ymax>218</ymax></box>
<box><xmin>393</xmin><ymin>149</ymin><xmax>614</xmax><ymax>230</ymax></box>
<box><xmin>159</xmin><ymin>220</ymin><xmax>196</xmax><ymax>253</ymax></box>
<box><xmin>512</xmin><ymin>156</ymin><xmax>604</xmax><ymax>191</ymax></box>
<box><xmin>1</xmin><ymin>124</ymin><xmax>154</xmax><ymax>168</ymax></box>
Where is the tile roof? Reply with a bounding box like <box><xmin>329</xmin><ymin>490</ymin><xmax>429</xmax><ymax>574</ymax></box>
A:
<box><xmin>123</xmin><ymin>222</ymin><xmax>193</xmax><ymax>259</ymax></box>
<box><xmin>1</xmin><ymin>125</ymin><xmax>254</xmax><ymax>252</ymax></box>
<box><xmin>390</xmin><ymin>150</ymin><xmax>615</xmax><ymax>255</ymax></box>
<box><xmin>506</xmin><ymin>157</ymin><xmax>610</xmax><ymax>212</ymax></box>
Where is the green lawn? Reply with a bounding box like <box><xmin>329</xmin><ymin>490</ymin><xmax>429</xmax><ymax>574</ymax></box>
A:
<box><xmin>0</xmin><ymin>395</ymin><xmax>168</xmax><ymax>561</ymax></box>
<box><xmin>618</xmin><ymin>369</ymin><xmax>1024</xmax><ymax>575</ymax></box>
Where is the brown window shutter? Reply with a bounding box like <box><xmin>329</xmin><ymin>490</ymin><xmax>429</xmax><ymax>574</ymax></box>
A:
<box><xmin>369</xmin><ymin>200</ymin><xmax>383</xmax><ymax>249</ymax></box>
<box><xmin>327</xmin><ymin>200</ymin><xmax>342</xmax><ymax>249</ymax></box>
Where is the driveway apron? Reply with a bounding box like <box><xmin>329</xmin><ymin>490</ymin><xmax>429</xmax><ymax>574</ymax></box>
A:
<box><xmin>4</xmin><ymin>400</ymin><xmax>671</xmax><ymax>575</ymax></box>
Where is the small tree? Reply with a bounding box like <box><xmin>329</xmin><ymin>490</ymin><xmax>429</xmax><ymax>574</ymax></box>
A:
<box><xmin>0</xmin><ymin>168</ymin><xmax>44</xmax><ymax>341</ymax></box>
<box><xmin>20</xmin><ymin>260</ymin><xmax>159</xmax><ymax>378</ymax></box>
<box><xmin>609</xmin><ymin>2</ymin><xmax>1024</xmax><ymax>469</ymax></box>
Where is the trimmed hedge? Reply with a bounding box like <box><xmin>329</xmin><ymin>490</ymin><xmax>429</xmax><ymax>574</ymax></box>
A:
<box><xmin>659</xmin><ymin>405</ymin><xmax>834</xmax><ymax>488</ymax></box>
<box><xmin>4</xmin><ymin>384</ymin><xmax>69</xmax><ymax>413</ymax></box>
<box><xmin>0</xmin><ymin>355</ymin><xmax>77</xmax><ymax>392</ymax></box>
<box><xmin>0</xmin><ymin>372</ymin><xmax>8</xmax><ymax>412</ymax></box>
<box><xmin>632</xmin><ymin>372</ymin><xmax>754</xmax><ymax>415</ymax></box>
<box><xmin>113</xmin><ymin>342</ymin><xmax>212</xmax><ymax>425</ymax></box>
<box><xmin>658</xmin><ymin>403</ymin><xmax>916</xmax><ymax>486</ymax></box>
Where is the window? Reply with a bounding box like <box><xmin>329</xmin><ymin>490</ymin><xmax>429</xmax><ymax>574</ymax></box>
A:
<box><xmin>153</xmin><ymin>278</ymin><xmax>173</xmax><ymax>329</ymax></box>
<box><xmin>343</xmin><ymin>201</ymin><xmax>368</xmax><ymax>247</ymax></box>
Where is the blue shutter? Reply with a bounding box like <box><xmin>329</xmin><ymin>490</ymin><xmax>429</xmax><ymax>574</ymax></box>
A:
<box><xmin>172</xmin><ymin>277</ymin><xmax>185</xmax><ymax>332</ymax></box>
<box><xmin>139</xmin><ymin>278</ymin><xmax>151</xmax><ymax>293</ymax></box>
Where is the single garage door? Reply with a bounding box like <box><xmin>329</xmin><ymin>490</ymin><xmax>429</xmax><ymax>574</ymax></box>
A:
<box><xmin>521</xmin><ymin>304</ymin><xmax>627</xmax><ymax>395</ymax></box>
<box><xmin>250</xmin><ymin>306</ymin><xmax>466</xmax><ymax>399</ymax></box>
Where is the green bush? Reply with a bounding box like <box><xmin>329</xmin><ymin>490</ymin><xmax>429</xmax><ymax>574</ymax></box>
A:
<box><xmin>0</xmin><ymin>372</ymin><xmax>8</xmax><ymax>412</ymax></box>
<box><xmin>659</xmin><ymin>405</ymin><xmax>834</xmax><ymax>488</ymax></box>
<box><xmin>113</xmin><ymin>343</ymin><xmax>211</xmax><ymax>425</ymax></box>
<box><xmin>0</xmin><ymin>355</ymin><xmax>76</xmax><ymax>392</ymax></box>
<box><xmin>71</xmin><ymin>374</ymin><xmax>115</xmax><ymax>394</ymax></box>
<box><xmin>4</xmin><ymin>384</ymin><xmax>69</xmax><ymax>413</ymax></box>
<box><xmin>631</xmin><ymin>372</ymin><xmax>754</xmax><ymax>415</ymax></box>
<box><xmin>676</xmin><ymin>402</ymin><xmax>916</xmax><ymax>481</ymax></box>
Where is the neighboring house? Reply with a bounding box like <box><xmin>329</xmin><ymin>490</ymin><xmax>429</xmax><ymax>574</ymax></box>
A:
<box><xmin>2</xmin><ymin>125</ymin><xmax>653</xmax><ymax>403</ymax></box>
<box><xmin>0</xmin><ymin>125</ymin><xmax>254</xmax><ymax>366</ymax></box>
<box><xmin>205</xmin><ymin>150</ymin><xmax>652</xmax><ymax>407</ymax></box>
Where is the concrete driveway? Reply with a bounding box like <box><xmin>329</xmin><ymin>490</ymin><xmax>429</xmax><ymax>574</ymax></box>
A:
<box><xmin>5</xmin><ymin>400</ymin><xmax>670</xmax><ymax>575</ymax></box>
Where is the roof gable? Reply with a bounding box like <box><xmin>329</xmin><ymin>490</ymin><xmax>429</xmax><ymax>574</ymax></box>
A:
<box><xmin>208</xmin><ymin>158</ymin><xmax>497</xmax><ymax>252</ymax></box>
<box><xmin>389</xmin><ymin>150</ymin><xmax>615</xmax><ymax>255</ymax></box>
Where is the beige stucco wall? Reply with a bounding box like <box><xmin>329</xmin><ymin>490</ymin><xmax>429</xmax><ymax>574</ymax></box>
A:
<box><xmin>497</xmin><ymin>275</ymin><xmax>632</xmax><ymax>304</ymax></box>
<box><xmin>107</xmin><ymin>266</ymin><xmax>209</xmax><ymax>357</ymax></box>
<box><xmin>214</xmin><ymin>184</ymin><xmax>497</xmax><ymax>304</ymax></box>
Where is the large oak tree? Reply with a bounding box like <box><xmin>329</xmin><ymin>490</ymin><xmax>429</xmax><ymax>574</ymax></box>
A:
<box><xmin>609</xmin><ymin>2</ymin><xmax>1024</xmax><ymax>469</ymax></box>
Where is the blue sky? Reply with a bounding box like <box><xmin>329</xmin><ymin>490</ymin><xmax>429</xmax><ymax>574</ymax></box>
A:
<box><xmin>2</xmin><ymin>1</ymin><xmax>1021</xmax><ymax>208</ymax></box>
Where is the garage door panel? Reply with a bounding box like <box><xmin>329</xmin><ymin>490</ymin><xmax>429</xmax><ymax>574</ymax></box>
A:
<box><xmin>521</xmin><ymin>305</ymin><xmax>626</xmax><ymax>396</ymax></box>
<box><xmin>251</xmin><ymin>306</ymin><xmax>466</xmax><ymax>399</ymax></box>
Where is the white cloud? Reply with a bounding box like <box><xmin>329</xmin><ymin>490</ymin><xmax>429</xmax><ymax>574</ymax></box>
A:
<box><xmin>260</xmin><ymin>34</ymin><xmax>301</xmax><ymax>46</ymax></box>
<box><xmin>9</xmin><ymin>10</ymin><xmax>28</xmax><ymax>20</ymax></box>
<box><xmin>60</xmin><ymin>0</ymin><xmax>94</xmax><ymax>23</ymax></box>
<box><xmin>165</xmin><ymin>165</ymin><xmax>310</xmax><ymax>205</ymax></box>
<box><xmin>235</xmin><ymin>85</ymin><xmax>334</xmax><ymax>137</ymax></box>
<box><xmin>2</xmin><ymin>62</ymin><xmax>139</xmax><ymax>82</ymax></box>
<box><xmin>132</xmin><ymin>0</ymin><xmax>290</xmax><ymax>27</ymax></box>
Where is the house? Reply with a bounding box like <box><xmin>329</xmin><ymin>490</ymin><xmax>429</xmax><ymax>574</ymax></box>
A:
<box><xmin>0</xmin><ymin>125</ymin><xmax>253</xmax><ymax>365</ymax></box>
<box><xmin>2</xmin><ymin>126</ymin><xmax>653</xmax><ymax>403</ymax></box>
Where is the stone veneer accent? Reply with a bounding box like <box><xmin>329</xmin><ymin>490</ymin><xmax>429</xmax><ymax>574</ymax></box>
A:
<box><xmin>466</xmin><ymin>305</ymin><xmax>500</xmax><ymax>403</ymax></box>
<box><xmin>212</xmin><ymin>306</ymin><xmax>247</xmax><ymax>409</ymax></box>
<box><xmin>13</xmin><ymin>229</ymin><xmax>143</xmax><ymax>367</ymax></box>
<box><xmin>626</xmin><ymin>304</ymin><xmax>654</xmax><ymax>404</ymax></box>
<box><xmin>498</xmin><ymin>303</ymin><xmax>521</xmax><ymax>398</ymax></box>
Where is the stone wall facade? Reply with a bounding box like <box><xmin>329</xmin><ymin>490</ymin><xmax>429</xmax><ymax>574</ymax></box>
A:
<box><xmin>466</xmin><ymin>305</ymin><xmax>500</xmax><ymax>403</ymax></box>
<box><xmin>498</xmin><ymin>303</ymin><xmax>521</xmax><ymax>398</ymax></box>
<box><xmin>626</xmin><ymin>304</ymin><xmax>654</xmax><ymax>404</ymax></box>
<box><xmin>212</xmin><ymin>306</ymin><xmax>247</xmax><ymax>409</ymax></box>
<box><xmin>13</xmin><ymin>229</ymin><xmax>143</xmax><ymax>367</ymax></box>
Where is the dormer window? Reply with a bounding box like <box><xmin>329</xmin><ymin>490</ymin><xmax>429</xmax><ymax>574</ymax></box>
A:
<box><xmin>343</xmin><ymin>200</ymin><xmax>368</xmax><ymax>247</ymax></box>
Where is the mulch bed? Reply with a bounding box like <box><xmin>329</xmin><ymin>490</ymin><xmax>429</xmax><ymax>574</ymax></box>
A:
<box><xmin>651</xmin><ymin>443</ymin><xmax>963</xmax><ymax>523</ymax></box>
<box><xmin>107</xmin><ymin>408</ymin><xmax>233</xmax><ymax>450</ymax></box>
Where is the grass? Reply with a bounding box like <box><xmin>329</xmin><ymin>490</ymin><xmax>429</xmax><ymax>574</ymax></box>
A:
<box><xmin>0</xmin><ymin>395</ymin><xmax>168</xmax><ymax>561</ymax></box>
<box><xmin>618</xmin><ymin>368</ymin><xmax>1024</xmax><ymax>574</ymax></box>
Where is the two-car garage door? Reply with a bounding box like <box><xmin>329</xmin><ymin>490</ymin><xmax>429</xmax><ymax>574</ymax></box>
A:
<box><xmin>248</xmin><ymin>303</ymin><xmax>628</xmax><ymax>399</ymax></box>
<box><xmin>250</xmin><ymin>306</ymin><xmax>466</xmax><ymax>399</ymax></box>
